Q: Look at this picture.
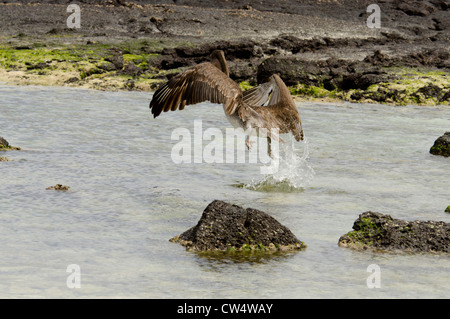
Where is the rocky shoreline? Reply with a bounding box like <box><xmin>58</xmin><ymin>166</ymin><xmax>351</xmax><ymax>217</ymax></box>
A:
<box><xmin>0</xmin><ymin>0</ymin><xmax>448</xmax><ymax>105</ymax></box>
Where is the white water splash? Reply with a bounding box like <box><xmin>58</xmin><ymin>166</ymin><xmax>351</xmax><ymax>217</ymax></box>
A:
<box><xmin>244</xmin><ymin>136</ymin><xmax>315</xmax><ymax>191</ymax></box>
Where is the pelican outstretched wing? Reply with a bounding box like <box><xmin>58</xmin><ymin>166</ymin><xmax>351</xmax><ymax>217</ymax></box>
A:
<box><xmin>149</xmin><ymin>62</ymin><xmax>242</xmax><ymax>118</ymax></box>
<box><xmin>241</xmin><ymin>80</ymin><xmax>273</xmax><ymax>107</ymax></box>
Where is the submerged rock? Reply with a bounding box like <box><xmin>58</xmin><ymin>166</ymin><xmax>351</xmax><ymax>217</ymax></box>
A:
<box><xmin>338</xmin><ymin>212</ymin><xmax>450</xmax><ymax>254</ymax></box>
<box><xmin>170</xmin><ymin>200</ymin><xmax>305</xmax><ymax>252</ymax></box>
<box><xmin>430</xmin><ymin>132</ymin><xmax>450</xmax><ymax>157</ymax></box>
<box><xmin>46</xmin><ymin>184</ymin><xmax>70</xmax><ymax>191</ymax></box>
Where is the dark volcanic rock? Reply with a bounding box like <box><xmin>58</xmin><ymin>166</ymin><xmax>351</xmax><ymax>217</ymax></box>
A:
<box><xmin>26</xmin><ymin>61</ymin><xmax>49</xmax><ymax>70</ymax></box>
<box><xmin>153</xmin><ymin>39</ymin><xmax>264</xmax><ymax>68</ymax></box>
<box><xmin>441</xmin><ymin>91</ymin><xmax>450</xmax><ymax>103</ymax></box>
<box><xmin>0</xmin><ymin>137</ymin><xmax>20</xmax><ymax>150</ymax></box>
<box><xmin>415</xmin><ymin>84</ymin><xmax>444</xmax><ymax>99</ymax></box>
<box><xmin>338</xmin><ymin>212</ymin><xmax>450</xmax><ymax>253</ymax></box>
<box><xmin>257</xmin><ymin>56</ymin><xmax>324</xmax><ymax>86</ymax></box>
<box><xmin>104</xmin><ymin>49</ymin><xmax>124</xmax><ymax>70</ymax></box>
<box><xmin>170</xmin><ymin>200</ymin><xmax>305</xmax><ymax>252</ymax></box>
<box><xmin>118</xmin><ymin>63</ymin><xmax>143</xmax><ymax>77</ymax></box>
<box><xmin>401</xmin><ymin>49</ymin><xmax>450</xmax><ymax>69</ymax></box>
<box><xmin>363</xmin><ymin>50</ymin><xmax>390</xmax><ymax>66</ymax></box>
<box><xmin>150</xmin><ymin>39</ymin><xmax>265</xmax><ymax>83</ymax></box>
<box><xmin>257</xmin><ymin>56</ymin><xmax>389</xmax><ymax>89</ymax></box>
<box><xmin>396</xmin><ymin>2</ymin><xmax>436</xmax><ymax>17</ymax></box>
<box><xmin>340</xmin><ymin>73</ymin><xmax>386</xmax><ymax>91</ymax></box>
<box><xmin>0</xmin><ymin>137</ymin><xmax>10</xmax><ymax>149</ymax></box>
<box><xmin>430</xmin><ymin>132</ymin><xmax>450</xmax><ymax>157</ymax></box>
<box><xmin>363</xmin><ymin>48</ymin><xmax>450</xmax><ymax>69</ymax></box>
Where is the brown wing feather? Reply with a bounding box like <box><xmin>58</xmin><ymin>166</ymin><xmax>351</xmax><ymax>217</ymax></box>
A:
<box><xmin>242</xmin><ymin>81</ymin><xmax>273</xmax><ymax>106</ymax></box>
<box><xmin>245</xmin><ymin>74</ymin><xmax>304</xmax><ymax>141</ymax></box>
<box><xmin>149</xmin><ymin>62</ymin><xmax>242</xmax><ymax>118</ymax></box>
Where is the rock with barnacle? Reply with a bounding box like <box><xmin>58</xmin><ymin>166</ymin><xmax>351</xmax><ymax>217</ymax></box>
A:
<box><xmin>170</xmin><ymin>200</ymin><xmax>306</xmax><ymax>252</ymax></box>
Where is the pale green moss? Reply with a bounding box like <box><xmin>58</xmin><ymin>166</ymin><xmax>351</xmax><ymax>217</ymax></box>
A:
<box><xmin>239</xmin><ymin>81</ymin><xmax>254</xmax><ymax>91</ymax></box>
<box><xmin>289</xmin><ymin>83</ymin><xmax>332</xmax><ymax>98</ymax></box>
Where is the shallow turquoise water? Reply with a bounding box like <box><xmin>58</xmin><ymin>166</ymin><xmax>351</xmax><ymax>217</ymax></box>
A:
<box><xmin>0</xmin><ymin>84</ymin><xmax>449</xmax><ymax>298</ymax></box>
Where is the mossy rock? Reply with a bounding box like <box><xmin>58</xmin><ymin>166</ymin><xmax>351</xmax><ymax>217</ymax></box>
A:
<box><xmin>445</xmin><ymin>206</ymin><xmax>450</xmax><ymax>214</ymax></box>
<box><xmin>0</xmin><ymin>137</ymin><xmax>21</xmax><ymax>151</ymax></box>
<box><xmin>430</xmin><ymin>132</ymin><xmax>450</xmax><ymax>157</ymax></box>
<box><xmin>339</xmin><ymin>212</ymin><xmax>450</xmax><ymax>253</ymax></box>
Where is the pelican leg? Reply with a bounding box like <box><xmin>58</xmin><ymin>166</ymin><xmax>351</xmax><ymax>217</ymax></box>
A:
<box><xmin>267</xmin><ymin>136</ymin><xmax>273</xmax><ymax>158</ymax></box>
<box><xmin>246</xmin><ymin>136</ymin><xmax>254</xmax><ymax>150</ymax></box>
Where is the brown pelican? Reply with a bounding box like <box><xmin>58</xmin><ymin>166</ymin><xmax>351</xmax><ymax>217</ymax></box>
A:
<box><xmin>149</xmin><ymin>50</ymin><xmax>304</xmax><ymax>156</ymax></box>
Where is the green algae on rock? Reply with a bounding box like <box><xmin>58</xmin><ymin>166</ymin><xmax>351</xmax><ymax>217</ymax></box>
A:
<box><xmin>339</xmin><ymin>212</ymin><xmax>450</xmax><ymax>254</ymax></box>
<box><xmin>430</xmin><ymin>132</ymin><xmax>450</xmax><ymax>157</ymax></box>
<box><xmin>170</xmin><ymin>200</ymin><xmax>306</xmax><ymax>253</ymax></box>
<box><xmin>0</xmin><ymin>39</ymin><xmax>167</xmax><ymax>91</ymax></box>
<box><xmin>0</xmin><ymin>137</ymin><xmax>21</xmax><ymax>151</ymax></box>
<box><xmin>1</xmin><ymin>35</ymin><xmax>448</xmax><ymax>106</ymax></box>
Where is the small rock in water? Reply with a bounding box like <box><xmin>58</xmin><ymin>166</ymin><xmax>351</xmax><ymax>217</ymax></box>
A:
<box><xmin>338</xmin><ymin>212</ymin><xmax>450</xmax><ymax>254</ymax></box>
<box><xmin>0</xmin><ymin>137</ymin><xmax>21</xmax><ymax>151</ymax></box>
<box><xmin>430</xmin><ymin>132</ymin><xmax>450</xmax><ymax>157</ymax></box>
<box><xmin>46</xmin><ymin>184</ymin><xmax>70</xmax><ymax>191</ymax></box>
<box><xmin>170</xmin><ymin>200</ymin><xmax>306</xmax><ymax>252</ymax></box>
<box><xmin>0</xmin><ymin>137</ymin><xmax>9</xmax><ymax>149</ymax></box>
<box><xmin>445</xmin><ymin>206</ymin><xmax>450</xmax><ymax>213</ymax></box>
<box><xmin>0</xmin><ymin>156</ymin><xmax>9</xmax><ymax>162</ymax></box>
